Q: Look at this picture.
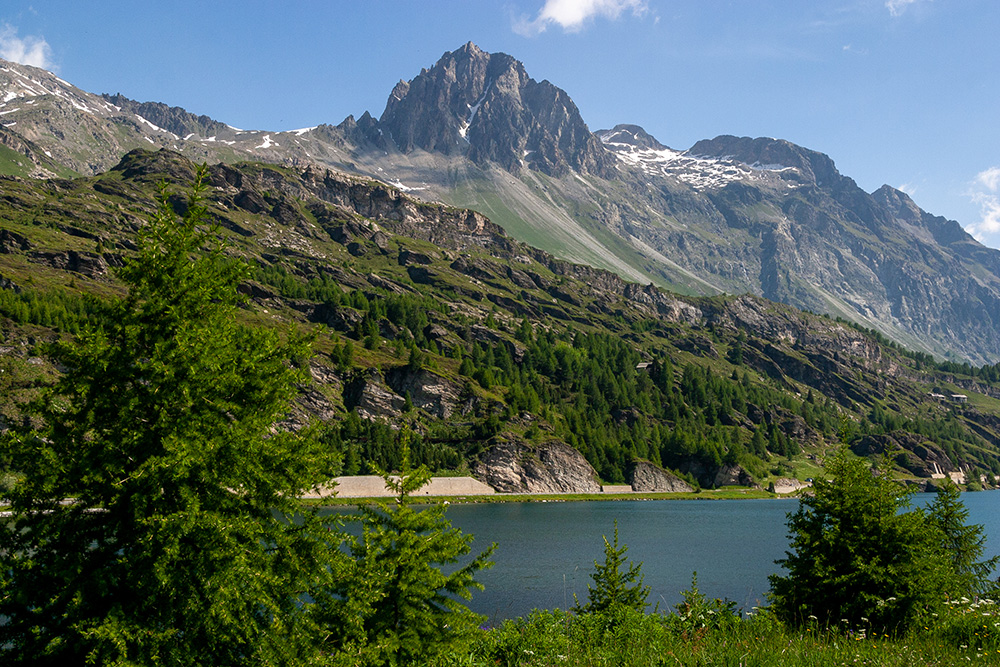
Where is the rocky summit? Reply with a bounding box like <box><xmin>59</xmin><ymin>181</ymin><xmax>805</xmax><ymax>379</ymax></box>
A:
<box><xmin>1</xmin><ymin>44</ymin><xmax>999</xmax><ymax>365</ymax></box>
<box><xmin>379</xmin><ymin>42</ymin><xmax>612</xmax><ymax>178</ymax></box>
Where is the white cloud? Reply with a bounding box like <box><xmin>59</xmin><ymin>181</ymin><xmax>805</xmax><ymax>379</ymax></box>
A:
<box><xmin>977</xmin><ymin>166</ymin><xmax>1000</xmax><ymax>193</ymax></box>
<box><xmin>885</xmin><ymin>0</ymin><xmax>928</xmax><ymax>18</ymax></box>
<box><xmin>0</xmin><ymin>24</ymin><xmax>53</xmax><ymax>70</ymax></box>
<box><xmin>964</xmin><ymin>167</ymin><xmax>1000</xmax><ymax>240</ymax></box>
<box><xmin>514</xmin><ymin>0</ymin><xmax>648</xmax><ymax>36</ymax></box>
<box><xmin>897</xmin><ymin>182</ymin><xmax>917</xmax><ymax>196</ymax></box>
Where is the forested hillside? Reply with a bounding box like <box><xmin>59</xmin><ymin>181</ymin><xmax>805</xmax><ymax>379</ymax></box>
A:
<box><xmin>3</xmin><ymin>149</ymin><xmax>1000</xmax><ymax>490</ymax></box>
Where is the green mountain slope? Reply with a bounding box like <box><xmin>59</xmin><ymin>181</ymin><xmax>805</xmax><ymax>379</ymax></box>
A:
<box><xmin>3</xmin><ymin>149</ymin><xmax>1000</xmax><ymax>492</ymax></box>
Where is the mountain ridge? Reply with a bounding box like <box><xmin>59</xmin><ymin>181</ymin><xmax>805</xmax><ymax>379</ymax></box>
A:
<box><xmin>1</xmin><ymin>46</ymin><xmax>999</xmax><ymax>363</ymax></box>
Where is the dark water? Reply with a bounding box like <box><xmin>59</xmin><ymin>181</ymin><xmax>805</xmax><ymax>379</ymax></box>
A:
<box><xmin>437</xmin><ymin>492</ymin><xmax>1000</xmax><ymax>623</ymax></box>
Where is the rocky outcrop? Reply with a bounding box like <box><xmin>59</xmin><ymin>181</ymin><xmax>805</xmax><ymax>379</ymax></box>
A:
<box><xmin>678</xmin><ymin>459</ymin><xmax>759</xmax><ymax>489</ymax></box>
<box><xmin>343</xmin><ymin>370</ymin><xmax>405</xmax><ymax>421</ymax></box>
<box><xmin>30</xmin><ymin>250</ymin><xmax>108</xmax><ymax>277</ymax></box>
<box><xmin>628</xmin><ymin>460</ymin><xmax>695</xmax><ymax>493</ymax></box>
<box><xmin>0</xmin><ymin>229</ymin><xmax>32</xmax><ymax>253</ymax></box>
<box><xmin>102</xmin><ymin>93</ymin><xmax>236</xmax><ymax>142</ymax></box>
<box><xmin>712</xmin><ymin>464</ymin><xmax>760</xmax><ymax>489</ymax></box>
<box><xmin>623</xmin><ymin>283</ymin><xmax>702</xmax><ymax>324</ymax></box>
<box><xmin>385</xmin><ymin>367</ymin><xmax>464</xmax><ymax>419</ymax></box>
<box><xmin>472</xmin><ymin>438</ymin><xmax>602</xmax><ymax>493</ymax></box>
<box><xmin>851</xmin><ymin>431</ymin><xmax>958</xmax><ymax>478</ymax></box>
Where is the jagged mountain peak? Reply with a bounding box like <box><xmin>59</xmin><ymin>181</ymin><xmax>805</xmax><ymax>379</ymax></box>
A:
<box><xmin>872</xmin><ymin>184</ymin><xmax>923</xmax><ymax>219</ymax></box>
<box><xmin>872</xmin><ymin>183</ymin><xmax>985</xmax><ymax>252</ymax></box>
<box><xmin>101</xmin><ymin>93</ymin><xmax>235</xmax><ymax>142</ymax></box>
<box><xmin>377</xmin><ymin>43</ymin><xmax>612</xmax><ymax>177</ymax></box>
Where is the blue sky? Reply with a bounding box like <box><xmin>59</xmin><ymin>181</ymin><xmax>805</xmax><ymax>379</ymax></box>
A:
<box><xmin>2</xmin><ymin>0</ymin><xmax>999</xmax><ymax>247</ymax></box>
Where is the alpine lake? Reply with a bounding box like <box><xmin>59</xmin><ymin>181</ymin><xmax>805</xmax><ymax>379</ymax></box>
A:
<box><xmin>328</xmin><ymin>491</ymin><xmax>1000</xmax><ymax>625</ymax></box>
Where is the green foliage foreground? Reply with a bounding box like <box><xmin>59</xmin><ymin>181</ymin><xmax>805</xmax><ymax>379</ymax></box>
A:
<box><xmin>454</xmin><ymin>600</ymin><xmax>1000</xmax><ymax>667</ymax></box>
<box><xmin>770</xmin><ymin>452</ymin><xmax>998</xmax><ymax>634</ymax></box>
<box><xmin>0</xmin><ymin>170</ymin><xmax>492</xmax><ymax>666</ymax></box>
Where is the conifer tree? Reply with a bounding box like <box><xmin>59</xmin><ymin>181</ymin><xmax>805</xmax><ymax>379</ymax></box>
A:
<box><xmin>318</xmin><ymin>436</ymin><xmax>494</xmax><ymax>666</ymax></box>
<box><xmin>0</xmin><ymin>168</ymin><xmax>339</xmax><ymax>665</ymax></box>
<box><xmin>574</xmin><ymin>520</ymin><xmax>650</xmax><ymax>615</ymax></box>
<box><xmin>925</xmin><ymin>480</ymin><xmax>999</xmax><ymax>596</ymax></box>
<box><xmin>768</xmin><ymin>451</ymin><xmax>990</xmax><ymax>633</ymax></box>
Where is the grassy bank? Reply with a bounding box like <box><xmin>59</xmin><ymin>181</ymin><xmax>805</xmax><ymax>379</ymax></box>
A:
<box><xmin>434</xmin><ymin>600</ymin><xmax>1000</xmax><ymax>666</ymax></box>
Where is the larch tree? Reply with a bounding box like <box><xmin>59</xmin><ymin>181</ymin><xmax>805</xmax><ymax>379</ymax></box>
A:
<box><xmin>316</xmin><ymin>437</ymin><xmax>494</xmax><ymax>667</ymax></box>
<box><xmin>0</xmin><ymin>168</ymin><xmax>340</xmax><ymax>666</ymax></box>
<box><xmin>574</xmin><ymin>520</ymin><xmax>650</xmax><ymax>615</ymax></box>
<box><xmin>768</xmin><ymin>451</ymin><xmax>994</xmax><ymax>634</ymax></box>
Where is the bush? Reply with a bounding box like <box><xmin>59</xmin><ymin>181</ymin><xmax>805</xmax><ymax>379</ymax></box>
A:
<box><xmin>668</xmin><ymin>572</ymin><xmax>740</xmax><ymax>639</ymax></box>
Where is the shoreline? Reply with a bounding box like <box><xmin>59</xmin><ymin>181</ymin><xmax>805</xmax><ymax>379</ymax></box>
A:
<box><xmin>301</xmin><ymin>487</ymin><xmax>795</xmax><ymax>506</ymax></box>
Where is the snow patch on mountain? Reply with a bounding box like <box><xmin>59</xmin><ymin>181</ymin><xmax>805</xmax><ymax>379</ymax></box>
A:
<box><xmin>255</xmin><ymin>135</ymin><xmax>278</xmax><ymax>150</ymax></box>
<box><xmin>459</xmin><ymin>81</ymin><xmax>492</xmax><ymax>142</ymax></box>
<box><xmin>135</xmin><ymin>114</ymin><xmax>162</xmax><ymax>132</ymax></box>
<box><xmin>0</xmin><ymin>60</ymin><xmax>116</xmax><ymax>121</ymax></box>
<box><xmin>601</xmin><ymin>137</ymin><xmax>801</xmax><ymax>191</ymax></box>
<box><xmin>388</xmin><ymin>179</ymin><xmax>426</xmax><ymax>192</ymax></box>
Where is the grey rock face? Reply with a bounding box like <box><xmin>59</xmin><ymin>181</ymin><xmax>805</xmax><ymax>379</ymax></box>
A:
<box><xmin>851</xmin><ymin>431</ymin><xmax>957</xmax><ymax>478</ymax></box>
<box><xmin>379</xmin><ymin>42</ymin><xmax>613</xmax><ymax>178</ymax></box>
<box><xmin>712</xmin><ymin>464</ymin><xmax>760</xmax><ymax>489</ymax></box>
<box><xmin>385</xmin><ymin>367</ymin><xmax>462</xmax><ymax>419</ymax></box>
<box><xmin>102</xmin><ymin>94</ymin><xmax>236</xmax><ymax>142</ymax></box>
<box><xmin>343</xmin><ymin>370</ymin><xmax>405</xmax><ymax>421</ymax></box>
<box><xmin>627</xmin><ymin>460</ymin><xmax>695</xmax><ymax>493</ymax></box>
<box><xmin>472</xmin><ymin>438</ymin><xmax>602</xmax><ymax>493</ymax></box>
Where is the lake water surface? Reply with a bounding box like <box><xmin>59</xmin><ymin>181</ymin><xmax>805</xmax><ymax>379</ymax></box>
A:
<box><xmin>438</xmin><ymin>492</ymin><xmax>1000</xmax><ymax>623</ymax></box>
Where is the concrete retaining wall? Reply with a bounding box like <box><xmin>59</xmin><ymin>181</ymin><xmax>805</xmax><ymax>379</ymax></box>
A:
<box><xmin>306</xmin><ymin>475</ymin><xmax>496</xmax><ymax>499</ymax></box>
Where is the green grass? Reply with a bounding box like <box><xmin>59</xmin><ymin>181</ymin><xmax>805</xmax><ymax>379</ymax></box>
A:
<box><xmin>433</xmin><ymin>600</ymin><xmax>1000</xmax><ymax>666</ymax></box>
